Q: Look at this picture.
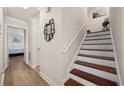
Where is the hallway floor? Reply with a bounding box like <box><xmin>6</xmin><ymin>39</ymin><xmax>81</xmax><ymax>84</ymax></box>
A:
<box><xmin>4</xmin><ymin>55</ymin><xmax>49</xmax><ymax>86</ymax></box>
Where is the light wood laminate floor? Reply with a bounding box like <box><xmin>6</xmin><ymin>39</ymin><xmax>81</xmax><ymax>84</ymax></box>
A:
<box><xmin>4</xmin><ymin>55</ymin><xmax>49</xmax><ymax>86</ymax></box>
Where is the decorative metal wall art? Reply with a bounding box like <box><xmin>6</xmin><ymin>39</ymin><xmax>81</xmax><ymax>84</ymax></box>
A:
<box><xmin>44</xmin><ymin>18</ymin><xmax>55</xmax><ymax>41</ymax></box>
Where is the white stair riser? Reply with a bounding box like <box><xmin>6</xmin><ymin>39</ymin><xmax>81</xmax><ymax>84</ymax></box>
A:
<box><xmin>69</xmin><ymin>74</ymin><xmax>97</xmax><ymax>86</ymax></box>
<box><xmin>81</xmin><ymin>45</ymin><xmax>113</xmax><ymax>50</ymax></box>
<box><xmin>87</xmin><ymin>31</ymin><xmax>110</xmax><ymax>36</ymax></box>
<box><xmin>64</xmin><ymin>30</ymin><xmax>120</xmax><ymax>86</ymax></box>
<box><xmin>83</xmin><ymin>39</ymin><xmax>112</xmax><ymax>44</ymax></box>
<box><xmin>73</xmin><ymin>64</ymin><xmax>118</xmax><ymax>82</ymax></box>
<box><xmin>85</xmin><ymin>35</ymin><xmax>111</xmax><ymax>40</ymax></box>
<box><xmin>79</xmin><ymin>50</ymin><xmax>114</xmax><ymax>57</ymax></box>
<box><xmin>77</xmin><ymin>56</ymin><xmax>116</xmax><ymax>68</ymax></box>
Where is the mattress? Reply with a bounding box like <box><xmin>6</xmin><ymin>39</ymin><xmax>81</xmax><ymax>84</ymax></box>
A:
<box><xmin>8</xmin><ymin>43</ymin><xmax>24</xmax><ymax>54</ymax></box>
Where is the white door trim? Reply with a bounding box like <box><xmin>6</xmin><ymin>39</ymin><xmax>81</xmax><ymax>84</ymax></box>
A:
<box><xmin>4</xmin><ymin>24</ymin><xmax>29</xmax><ymax>70</ymax></box>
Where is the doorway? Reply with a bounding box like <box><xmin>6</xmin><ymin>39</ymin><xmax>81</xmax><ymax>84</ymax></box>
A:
<box><xmin>3</xmin><ymin>24</ymin><xmax>48</xmax><ymax>86</ymax></box>
<box><xmin>4</xmin><ymin>25</ymin><xmax>28</xmax><ymax>70</ymax></box>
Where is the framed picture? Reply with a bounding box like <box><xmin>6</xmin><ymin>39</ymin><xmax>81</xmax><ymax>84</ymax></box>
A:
<box><xmin>44</xmin><ymin>18</ymin><xmax>55</xmax><ymax>41</ymax></box>
<box><xmin>92</xmin><ymin>9</ymin><xmax>107</xmax><ymax>19</ymax></box>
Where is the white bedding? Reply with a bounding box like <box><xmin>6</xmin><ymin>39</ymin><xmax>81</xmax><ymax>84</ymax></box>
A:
<box><xmin>8</xmin><ymin>43</ymin><xmax>24</xmax><ymax>54</ymax></box>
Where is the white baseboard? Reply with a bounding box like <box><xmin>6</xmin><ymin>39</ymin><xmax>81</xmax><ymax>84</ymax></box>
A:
<box><xmin>0</xmin><ymin>72</ymin><xmax>5</xmax><ymax>86</ymax></box>
<box><xmin>28</xmin><ymin>63</ymin><xmax>36</xmax><ymax>69</ymax></box>
<box><xmin>39</xmin><ymin>72</ymin><xmax>57</xmax><ymax>86</ymax></box>
<box><xmin>61</xmin><ymin>76</ymin><xmax>69</xmax><ymax>86</ymax></box>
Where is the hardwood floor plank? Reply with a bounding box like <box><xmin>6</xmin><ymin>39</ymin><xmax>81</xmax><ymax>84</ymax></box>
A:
<box><xmin>70</xmin><ymin>69</ymin><xmax>117</xmax><ymax>86</ymax></box>
<box><xmin>75</xmin><ymin>61</ymin><xmax>117</xmax><ymax>74</ymax></box>
<box><xmin>4</xmin><ymin>55</ymin><xmax>49</xmax><ymax>86</ymax></box>
<box><xmin>64</xmin><ymin>78</ymin><xmax>84</xmax><ymax>86</ymax></box>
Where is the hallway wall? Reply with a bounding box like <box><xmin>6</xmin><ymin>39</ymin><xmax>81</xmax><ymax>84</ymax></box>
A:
<box><xmin>5</xmin><ymin>16</ymin><xmax>27</xmax><ymax>28</ymax></box>
<box><xmin>0</xmin><ymin>8</ymin><xmax>4</xmax><ymax>85</ymax></box>
<box><xmin>61</xmin><ymin>7</ymin><xmax>87</xmax><ymax>83</ymax></box>
<box><xmin>87</xmin><ymin>7</ymin><xmax>109</xmax><ymax>32</ymax></box>
<box><xmin>109</xmin><ymin>7</ymin><xmax>124</xmax><ymax>85</ymax></box>
<box><xmin>28</xmin><ymin>16</ymin><xmax>40</xmax><ymax>68</ymax></box>
<box><xmin>39</xmin><ymin>8</ymin><xmax>62</xmax><ymax>85</ymax></box>
<box><xmin>39</xmin><ymin>7</ymin><xmax>87</xmax><ymax>85</ymax></box>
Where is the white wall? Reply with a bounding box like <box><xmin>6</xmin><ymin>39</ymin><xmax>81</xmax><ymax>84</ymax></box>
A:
<box><xmin>0</xmin><ymin>8</ymin><xmax>4</xmax><ymax>85</ymax></box>
<box><xmin>39</xmin><ymin>8</ymin><xmax>62</xmax><ymax>85</ymax></box>
<box><xmin>5</xmin><ymin>16</ymin><xmax>27</xmax><ymax>29</ymax></box>
<box><xmin>61</xmin><ymin>7</ymin><xmax>87</xmax><ymax>82</ymax></box>
<box><xmin>7</xmin><ymin>27</ymin><xmax>24</xmax><ymax>44</ymax></box>
<box><xmin>39</xmin><ymin>7</ymin><xmax>87</xmax><ymax>85</ymax></box>
<box><xmin>109</xmin><ymin>8</ymin><xmax>124</xmax><ymax>85</ymax></box>
<box><xmin>62</xmin><ymin>8</ymin><xmax>87</xmax><ymax>47</ymax></box>
<box><xmin>87</xmin><ymin>8</ymin><xmax>109</xmax><ymax>32</ymax></box>
<box><xmin>28</xmin><ymin>17</ymin><xmax>40</xmax><ymax>68</ymax></box>
<box><xmin>28</xmin><ymin>19</ymin><xmax>33</xmax><ymax>67</ymax></box>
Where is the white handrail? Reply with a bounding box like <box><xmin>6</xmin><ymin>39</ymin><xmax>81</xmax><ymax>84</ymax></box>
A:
<box><xmin>61</xmin><ymin>30</ymin><xmax>87</xmax><ymax>85</ymax></box>
<box><xmin>62</xmin><ymin>26</ymin><xmax>84</xmax><ymax>53</ymax></box>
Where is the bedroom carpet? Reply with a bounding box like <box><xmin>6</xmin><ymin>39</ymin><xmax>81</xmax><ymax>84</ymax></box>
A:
<box><xmin>4</xmin><ymin>55</ymin><xmax>49</xmax><ymax>86</ymax></box>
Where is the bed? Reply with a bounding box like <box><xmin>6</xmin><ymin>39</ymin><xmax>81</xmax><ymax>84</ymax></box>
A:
<box><xmin>8</xmin><ymin>43</ymin><xmax>24</xmax><ymax>54</ymax></box>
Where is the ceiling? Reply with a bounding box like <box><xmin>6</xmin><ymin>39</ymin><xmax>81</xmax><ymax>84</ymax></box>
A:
<box><xmin>88</xmin><ymin>7</ymin><xmax>109</xmax><ymax>13</ymax></box>
<box><xmin>4</xmin><ymin>7</ymin><xmax>40</xmax><ymax>21</ymax></box>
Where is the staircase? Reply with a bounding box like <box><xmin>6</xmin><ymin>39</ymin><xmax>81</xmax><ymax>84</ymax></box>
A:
<box><xmin>64</xmin><ymin>30</ymin><xmax>120</xmax><ymax>86</ymax></box>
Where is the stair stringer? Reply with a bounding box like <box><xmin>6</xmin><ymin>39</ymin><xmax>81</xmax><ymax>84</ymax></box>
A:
<box><xmin>61</xmin><ymin>30</ymin><xmax>87</xmax><ymax>85</ymax></box>
<box><xmin>110</xmin><ymin>28</ymin><xmax>122</xmax><ymax>85</ymax></box>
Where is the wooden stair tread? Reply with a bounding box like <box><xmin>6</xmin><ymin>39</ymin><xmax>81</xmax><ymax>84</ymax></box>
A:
<box><xmin>70</xmin><ymin>69</ymin><xmax>117</xmax><ymax>86</ymax></box>
<box><xmin>64</xmin><ymin>78</ymin><xmax>84</xmax><ymax>86</ymax></box>
<box><xmin>80</xmin><ymin>48</ymin><xmax>113</xmax><ymax>52</ymax></box>
<box><xmin>83</xmin><ymin>43</ymin><xmax>112</xmax><ymax>45</ymax></box>
<box><xmin>85</xmin><ymin>38</ymin><xmax>111</xmax><ymax>41</ymax></box>
<box><xmin>78</xmin><ymin>54</ymin><xmax>115</xmax><ymax>61</ymax></box>
<box><xmin>75</xmin><ymin>61</ymin><xmax>117</xmax><ymax>74</ymax></box>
